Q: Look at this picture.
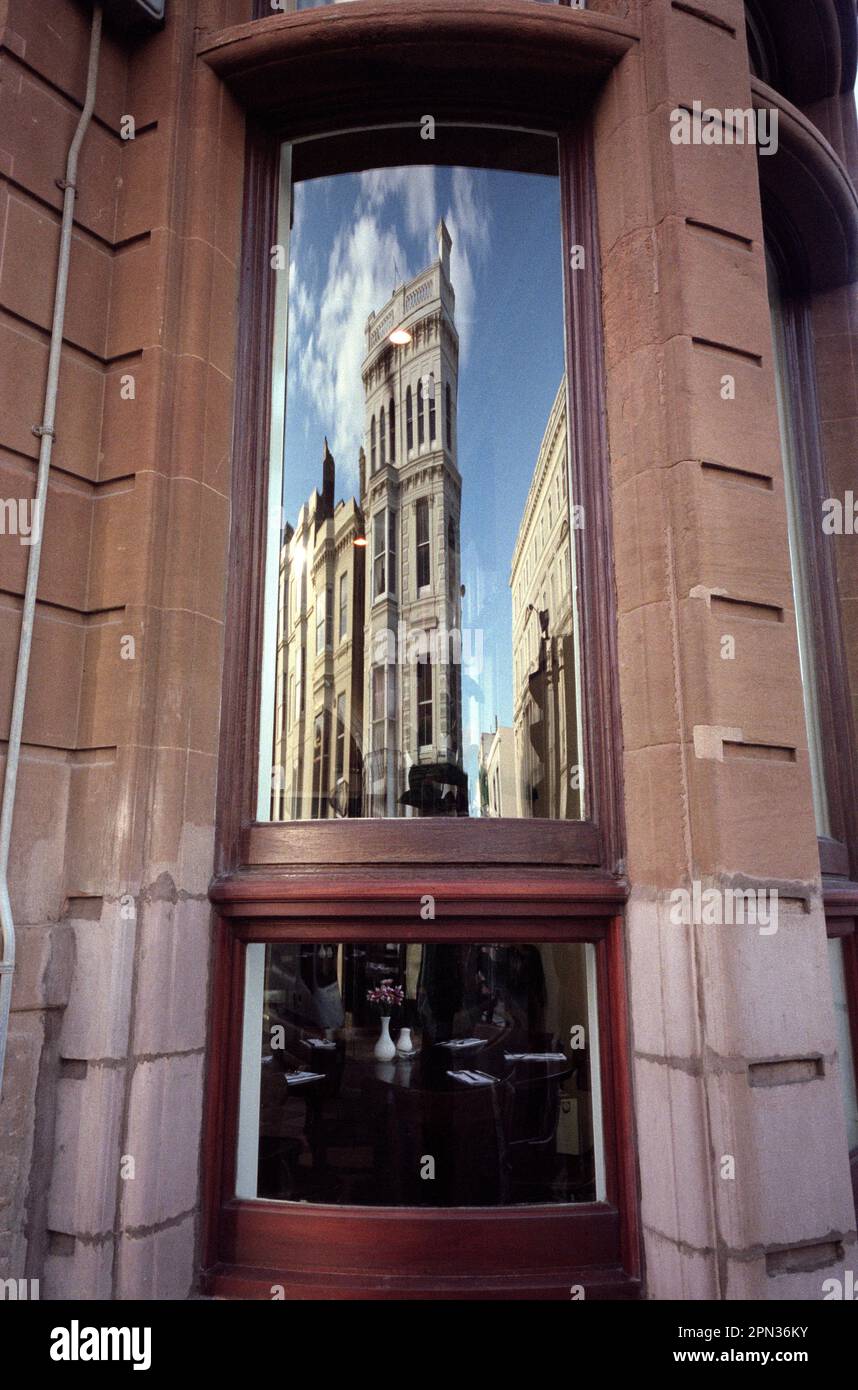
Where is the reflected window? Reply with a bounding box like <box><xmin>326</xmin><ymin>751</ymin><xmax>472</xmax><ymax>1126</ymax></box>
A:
<box><xmin>263</xmin><ymin>142</ymin><xmax>585</xmax><ymax>822</ymax></box>
<box><xmin>338</xmin><ymin>571</ymin><xmax>348</xmax><ymax>643</ymax></box>
<box><xmin>236</xmin><ymin>940</ymin><xmax>605</xmax><ymax>1208</ymax></box>
<box><xmin>417</xmin><ymin>655</ymin><xmax>433</xmax><ymax>748</ymax></box>
<box><xmin>416</xmin><ymin>497</ymin><xmax>431</xmax><ymax>592</ymax></box>
<box><xmin>372</xmin><ymin>507</ymin><xmax>396</xmax><ymax>601</ymax></box>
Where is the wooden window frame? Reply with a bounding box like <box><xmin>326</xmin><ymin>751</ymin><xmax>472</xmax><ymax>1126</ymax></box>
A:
<box><xmin>765</xmin><ymin>213</ymin><xmax>858</xmax><ymax>1215</ymax></box>
<box><xmin>204</xmin><ymin>881</ymin><xmax>639</xmax><ymax>1299</ymax></box>
<box><xmin>215</xmin><ymin>117</ymin><xmax>623</xmax><ymax>874</ymax></box>
<box><xmin>201</xmin><ymin>0</ymin><xmax>639</xmax><ymax>1300</ymax></box>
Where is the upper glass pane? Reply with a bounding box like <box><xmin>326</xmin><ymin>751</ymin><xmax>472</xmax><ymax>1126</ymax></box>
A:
<box><xmin>262</xmin><ymin>135</ymin><xmax>585</xmax><ymax>822</ymax></box>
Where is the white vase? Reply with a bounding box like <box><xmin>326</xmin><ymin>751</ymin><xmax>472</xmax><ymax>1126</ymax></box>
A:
<box><xmin>396</xmin><ymin>1026</ymin><xmax>415</xmax><ymax>1057</ymax></box>
<box><xmin>374</xmin><ymin>1015</ymin><xmax>396</xmax><ymax>1061</ymax></box>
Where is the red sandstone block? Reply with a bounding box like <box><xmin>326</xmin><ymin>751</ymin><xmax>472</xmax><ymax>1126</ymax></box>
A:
<box><xmin>0</xmin><ymin>601</ymin><xmax>83</xmax><ymax>748</ymax></box>
<box><xmin>617</xmin><ymin>601</ymin><xmax>682</xmax><ymax>752</ymax></box>
<box><xmin>662</xmin><ymin>334</ymin><xmax>784</xmax><ymax>482</ymax></box>
<box><xmin>115</xmin><ymin>121</ymin><xmax>173</xmax><ymax>246</ymax></box>
<box><xmin>64</xmin><ymin>755</ymin><xmax>117</xmax><ymax>897</ymax></box>
<box><xmin>675</xmin><ymin>593</ymin><xmax>809</xmax><ymax>749</ymax></box>
<box><xmin>688</xmin><ymin>752</ymin><xmax>821</xmax><ymax>881</ymax></box>
<box><xmin>1</xmin><ymin>193</ymin><xmax>110</xmax><ymax>358</ymax></box>
<box><xmin>188</xmin><ymin>613</ymin><xmax>225</xmax><ymax>758</ymax></box>
<box><xmin>195</xmin><ymin>484</ymin><xmax>230</xmax><ymax>621</ymax></box>
<box><xmin>5</xmin><ymin>0</ymin><xmax>127</xmax><ymax>129</ymax></box>
<box><xmin>623</xmin><ymin>740</ymin><xmax>689</xmax><ymax>884</ymax></box>
<box><xmin>203</xmin><ymin>362</ymin><xmax>235</xmax><ymax>496</ymax></box>
<box><xmin>100</xmin><ymin>349</ymin><xmax>161</xmax><ymax>483</ymax></box>
<box><xmin>667</xmin><ymin>458</ymin><xmax>794</xmax><ymax>609</ymax></box>
<box><xmin>641</xmin><ymin>0</ymin><xmax>754</xmax><ymax>116</ymax></box>
<box><xmin>1</xmin><ymin>59</ymin><xmax>119</xmax><ymax>242</ymax></box>
<box><xmin>77</xmin><ymin>616</ymin><xmax>136</xmax><ymax>750</ymax></box>
<box><xmin>86</xmin><ymin>476</ymin><xmax>144</xmax><ymax>611</ymax></box>
<box><xmin>106</xmin><ymin>228</ymin><xmax>170</xmax><ymax>360</ymax></box>
<box><xmin>1</xmin><ymin>748</ymin><xmax>70</xmax><ymax>924</ymax></box>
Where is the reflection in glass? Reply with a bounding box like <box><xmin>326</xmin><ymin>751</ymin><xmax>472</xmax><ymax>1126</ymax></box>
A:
<box><xmin>236</xmin><ymin>941</ymin><xmax>604</xmax><ymax>1207</ymax></box>
<box><xmin>265</xmin><ymin>151</ymin><xmax>584</xmax><ymax>821</ymax></box>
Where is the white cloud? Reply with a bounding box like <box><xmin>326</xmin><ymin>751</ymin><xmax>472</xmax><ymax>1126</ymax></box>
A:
<box><xmin>359</xmin><ymin>165</ymin><xmax>437</xmax><ymax>242</ymax></box>
<box><xmin>443</xmin><ymin>167</ymin><xmax>490</xmax><ymax>364</ymax></box>
<box><xmin>287</xmin><ymin>165</ymin><xmax>491</xmax><ymax>490</ymax></box>
<box><xmin>291</xmin><ymin>211</ymin><xmax>410</xmax><ymax>489</ymax></box>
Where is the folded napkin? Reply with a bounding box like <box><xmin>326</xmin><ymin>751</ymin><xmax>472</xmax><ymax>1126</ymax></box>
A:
<box><xmin>447</xmin><ymin>1069</ymin><xmax>496</xmax><ymax>1086</ymax></box>
<box><xmin>504</xmin><ymin>1052</ymin><xmax>568</xmax><ymax>1063</ymax></box>
<box><xmin>301</xmin><ymin>1038</ymin><xmax>336</xmax><ymax>1050</ymax></box>
<box><xmin>436</xmin><ymin>1038</ymin><xmax>483</xmax><ymax>1050</ymax></box>
<box><xmin>285</xmin><ymin>1070</ymin><xmax>325</xmax><ymax>1085</ymax></box>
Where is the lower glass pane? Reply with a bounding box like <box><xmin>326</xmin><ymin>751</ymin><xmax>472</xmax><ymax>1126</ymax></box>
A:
<box><xmin>236</xmin><ymin>941</ymin><xmax>604</xmax><ymax>1206</ymax></box>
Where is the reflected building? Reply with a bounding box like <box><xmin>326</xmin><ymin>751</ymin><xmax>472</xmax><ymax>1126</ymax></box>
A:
<box><xmin>360</xmin><ymin>219</ymin><xmax>466</xmax><ymax>815</ymax></box>
<box><xmin>272</xmin><ymin>441</ymin><xmax>366</xmax><ymax>819</ymax></box>
<box><xmin>478</xmin><ymin>724</ymin><xmax>516</xmax><ymax>817</ymax></box>
<box><xmin>509</xmin><ymin>383</ymin><xmax>581</xmax><ymax>819</ymax></box>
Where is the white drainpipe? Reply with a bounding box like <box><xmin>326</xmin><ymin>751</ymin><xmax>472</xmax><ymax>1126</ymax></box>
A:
<box><xmin>0</xmin><ymin>4</ymin><xmax>103</xmax><ymax>1099</ymax></box>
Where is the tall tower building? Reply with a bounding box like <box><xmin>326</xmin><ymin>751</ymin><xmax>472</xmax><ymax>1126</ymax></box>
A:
<box><xmin>360</xmin><ymin>220</ymin><xmax>465</xmax><ymax>815</ymax></box>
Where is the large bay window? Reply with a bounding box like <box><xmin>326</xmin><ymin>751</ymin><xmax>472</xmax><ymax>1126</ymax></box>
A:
<box><xmin>205</xmin><ymin>1</ymin><xmax>636</xmax><ymax>1301</ymax></box>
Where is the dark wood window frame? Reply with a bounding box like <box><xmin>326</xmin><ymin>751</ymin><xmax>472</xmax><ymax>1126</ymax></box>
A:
<box><xmin>200</xmin><ymin>1</ymin><xmax>641</xmax><ymax>1300</ymax></box>
<box><xmin>765</xmin><ymin>203</ymin><xmax>858</xmax><ymax>1216</ymax></box>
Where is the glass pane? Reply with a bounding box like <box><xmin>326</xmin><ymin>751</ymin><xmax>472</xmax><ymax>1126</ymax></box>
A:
<box><xmin>828</xmin><ymin>938</ymin><xmax>858</xmax><ymax>1152</ymax></box>
<box><xmin>236</xmin><ymin>940</ymin><xmax>604</xmax><ymax>1206</ymax></box>
<box><xmin>263</xmin><ymin>134</ymin><xmax>586</xmax><ymax>822</ymax></box>
<box><xmin>768</xmin><ymin>262</ymin><xmax>831</xmax><ymax>836</ymax></box>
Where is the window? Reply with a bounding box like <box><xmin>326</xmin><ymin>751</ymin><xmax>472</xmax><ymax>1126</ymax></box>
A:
<box><xmin>315</xmin><ymin>586</ymin><xmax>332</xmax><ymax>653</ymax></box>
<box><xmin>417</xmin><ymin>655</ymin><xmax>433</xmax><ymax>748</ymax></box>
<box><xmin>311</xmin><ymin>707</ymin><xmax>330</xmax><ymax>819</ymax></box>
<box><xmin>213</xmin><ymin>75</ymin><xmax>632</xmax><ymax>1297</ymax></box>
<box><xmin>338</xmin><ymin>571</ymin><xmax>348</xmax><ymax>642</ymax></box>
<box><xmin>335</xmin><ymin>691</ymin><xmax>346</xmax><ymax>781</ymax></box>
<box><xmin>766</xmin><ymin>243</ymin><xmax>858</xmax><ymax>1222</ymax></box>
<box><xmin>416</xmin><ymin>497</ymin><xmax>430</xmax><ymax>591</ymax></box>
<box><xmin>260</xmin><ymin>146</ymin><xmax>593</xmax><ymax>826</ymax></box>
<box><xmin>372</xmin><ymin>507</ymin><xmax>396</xmax><ymax>600</ymax></box>
<box><xmin>237</xmin><ymin>940</ymin><xmax>605</xmax><ymax>1208</ymax></box>
<box><xmin>447</xmin><ymin>514</ymin><xmax>457</xmax><ymax>603</ymax></box>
